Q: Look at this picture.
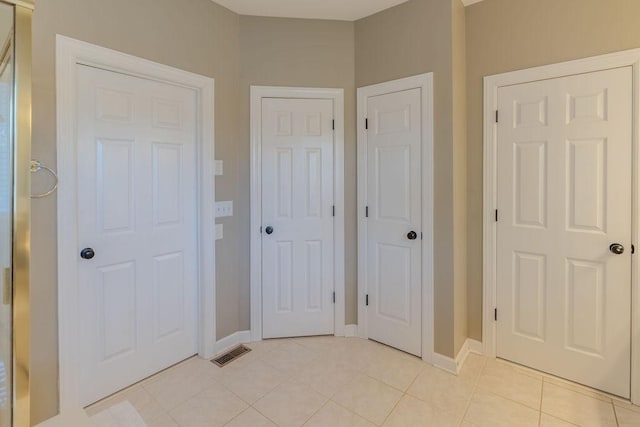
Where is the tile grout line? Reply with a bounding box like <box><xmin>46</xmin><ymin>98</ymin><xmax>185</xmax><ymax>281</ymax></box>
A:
<box><xmin>94</xmin><ymin>381</ymin><xmax>172</xmax><ymax>426</ymax></box>
<box><xmin>243</xmin><ymin>343</ymin><xmax>342</xmax><ymax>426</ymax></box>
<box><xmin>541</xmin><ymin>376</ymin><xmax>620</xmax><ymax>402</ymax></box>
<box><xmin>474</xmin><ymin>365</ymin><xmax>548</xmax><ymax>414</ymax></box>
<box><xmin>498</xmin><ymin>357</ymin><xmax>625</xmax><ymax>404</ymax></box>
<box><xmin>507</xmin><ymin>375</ymin><xmax>593</xmax><ymax>427</ymax></box>
<box><xmin>220</xmin><ymin>406</ymin><xmax>257</xmax><ymax>427</ymax></box>
<box><xmin>473</xmin><ymin>362</ymin><xmax>591</xmax><ymax>426</ymax></box>
<box><xmin>299</xmin><ymin>398</ymin><xmax>331</xmax><ymax>427</ymax></box>
<box><xmin>457</xmin><ymin>356</ymin><xmax>487</xmax><ymax>426</ymax></box>
<box><xmin>356</xmin><ymin>353</ymin><xmax>426</xmax><ymax>425</ymax></box>
<box><xmin>245</xmin><ymin>361</ymin><xmax>336</xmax><ymax>427</ymax></box>
<box><xmin>146</xmin><ymin>392</ymin><xmax>182</xmax><ymax>427</ymax></box>
<box><xmin>538</xmin><ymin>378</ymin><xmax>544</xmax><ymax>427</ymax></box>
<box><xmin>320</xmin><ymin>355</ymin><xmax>420</xmax><ymax>426</ymax></box>
<box><xmin>328</xmin><ymin>396</ymin><xmax>373</xmax><ymax>423</ymax></box>
<box><xmin>327</xmin><ymin>365</ymin><xmax>387</xmax><ymax>425</ymax></box>
<box><xmin>612</xmin><ymin>399</ymin><xmax>620</xmax><ymax>427</ymax></box>
<box><xmin>249</xmin><ymin>400</ymin><xmax>281</xmax><ymax>427</ymax></box>
<box><xmin>164</xmin><ymin>359</ymin><xmax>256</xmax><ymax>426</ymax></box>
<box><xmin>379</xmin><ymin>392</ymin><xmax>404</xmax><ymax>426</ymax></box>
<box><xmin>538</xmin><ymin>380</ymin><xmax>608</xmax><ymax>427</ymax></box>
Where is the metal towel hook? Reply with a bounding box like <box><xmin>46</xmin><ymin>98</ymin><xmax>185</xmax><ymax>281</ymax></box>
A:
<box><xmin>30</xmin><ymin>160</ymin><xmax>58</xmax><ymax>198</ymax></box>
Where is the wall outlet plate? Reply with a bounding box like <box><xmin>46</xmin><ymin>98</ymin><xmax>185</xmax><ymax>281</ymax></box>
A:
<box><xmin>215</xmin><ymin>224</ymin><xmax>223</xmax><ymax>240</ymax></box>
<box><xmin>215</xmin><ymin>160</ymin><xmax>223</xmax><ymax>176</ymax></box>
<box><xmin>215</xmin><ymin>201</ymin><xmax>233</xmax><ymax>218</ymax></box>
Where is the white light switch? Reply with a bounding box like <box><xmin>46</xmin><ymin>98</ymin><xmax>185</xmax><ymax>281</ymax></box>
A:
<box><xmin>215</xmin><ymin>224</ymin><xmax>224</xmax><ymax>240</ymax></box>
<box><xmin>215</xmin><ymin>201</ymin><xmax>233</xmax><ymax>218</ymax></box>
<box><xmin>215</xmin><ymin>160</ymin><xmax>224</xmax><ymax>176</ymax></box>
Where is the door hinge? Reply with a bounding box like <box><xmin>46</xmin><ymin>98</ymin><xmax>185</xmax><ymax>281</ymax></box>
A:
<box><xmin>494</xmin><ymin>308</ymin><xmax>498</xmax><ymax>321</ymax></box>
<box><xmin>365</xmin><ymin>118</ymin><xmax>369</xmax><ymax>130</ymax></box>
<box><xmin>365</xmin><ymin>206</ymin><xmax>369</xmax><ymax>218</ymax></box>
<box><xmin>495</xmin><ymin>209</ymin><xmax>498</xmax><ymax>222</ymax></box>
<box><xmin>366</xmin><ymin>294</ymin><xmax>369</xmax><ymax>306</ymax></box>
<box><xmin>332</xmin><ymin>205</ymin><xmax>335</xmax><ymax>217</ymax></box>
<box><xmin>421</xmin><ymin>232</ymin><xmax>423</xmax><ymax>240</ymax></box>
<box><xmin>633</xmin><ymin>244</ymin><xmax>636</xmax><ymax>255</ymax></box>
<box><xmin>495</xmin><ymin>110</ymin><xmax>499</xmax><ymax>123</ymax></box>
<box><xmin>333</xmin><ymin>292</ymin><xmax>336</xmax><ymax>303</ymax></box>
<box><xmin>332</xmin><ymin>119</ymin><xmax>335</xmax><ymax>130</ymax></box>
<box><xmin>260</xmin><ymin>226</ymin><xmax>263</xmax><ymax>233</ymax></box>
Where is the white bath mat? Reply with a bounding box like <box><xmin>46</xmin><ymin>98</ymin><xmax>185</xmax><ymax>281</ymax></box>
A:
<box><xmin>90</xmin><ymin>401</ymin><xmax>147</xmax><ymax>427</ymax></box>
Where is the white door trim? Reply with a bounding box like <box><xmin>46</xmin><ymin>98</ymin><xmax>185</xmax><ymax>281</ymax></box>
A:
<box><xmin>250</xmin><ymin>86</ymin><xmax>345</xmax><ymax>341</ymax></box>
<box><xmin>56</xmin><ymin>35</ymin><xmax>216</xmax><ymax>411</ymax></box>
<box><xmin>357</xmin><ymin>73</ymin><xmax>434</xmax><ymax>363</ymax></box>
<box><xmin>483</xmin><ymin>48</ymin><xmax>640</xmax><ymax>403</ymax></box>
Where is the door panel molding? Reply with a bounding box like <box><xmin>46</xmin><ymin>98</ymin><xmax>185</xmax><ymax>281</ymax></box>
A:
<box><xmin>357</xmin><ymin>73</ymin><xmax>434</xmax><ymax>364</ymax></box>
<box><xmin>483</xmin><ymin>48</ymin><xmax>640</xmax><ymax>403</ymax></box>
<box><xmin>250</xmin><ymin>86</ymin><xmax>345</xmax><ymax>341</ymax></box>
<box><xmin>56</xmin><ymin>35</ymin><xmax>216</xmax><ymax>411</ymax></box>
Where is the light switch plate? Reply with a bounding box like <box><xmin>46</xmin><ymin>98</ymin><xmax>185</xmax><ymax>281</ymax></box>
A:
<box><xmin>215</xmin><ymin>224</ymin><xmax>223</xmax><ymax>240</ymax></box>
<box><xmin>215</xmin><ymin>160</ymin><xmax>223</xmax><ymax>176</ymax></box>
<box><xmin>215</xmin><ymin>201</ymin><xmax>233</xmax><ymax>218</ymax></box>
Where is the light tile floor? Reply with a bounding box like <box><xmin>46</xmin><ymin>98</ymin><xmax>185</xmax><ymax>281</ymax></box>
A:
<box><xmin>85</xmin><ymin>336</ymin><xmax>640</xmax><ymax>427</ymax></box>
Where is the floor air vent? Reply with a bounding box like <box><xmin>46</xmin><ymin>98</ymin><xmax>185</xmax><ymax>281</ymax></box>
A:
<box><xmin>211</xmin><ymin>345</ymin><xmax>252</xmax><ymax>367</ymax></box>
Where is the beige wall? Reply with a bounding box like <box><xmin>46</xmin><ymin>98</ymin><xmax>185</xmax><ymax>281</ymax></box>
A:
<box><xmin>237</xmin><ymin>16</ymin><xmax>357</xmax><ymax>328</ymax></box>
<box><xmin>451</xmin><ymin>0</ymin><xmax>468</xmax><ymax>354</ymax></box>
<box><xmin>355</xmin><ymin>0</ymin><xmax>468</xmax><ymax>357</ymax></box>
<box><xmin>31</xmin><ymin>0</ymin><xmax>240</xmax><ymax>423</ymax></box>
<box><xmin>465</xmin><ymin>0</ymin><xmax>640</xmax><ymax>341</ymax></box>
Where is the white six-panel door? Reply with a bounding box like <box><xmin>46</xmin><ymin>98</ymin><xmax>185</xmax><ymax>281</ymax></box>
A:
<box><xmin>261</xmin><ymin>98</ymin><xmax>335</xmax><ymax>338</ymax></box>
<box><xmin>496</xmin><ymin>67</ymin><xmax>632</xmax><ymax>397</ymax></box>
<box><xmin>76</xmin><ymin>65</ymin><xmax>198</xmax><ymax>405</ymax></box>
<box><xmin>366</xmin><ymin>88</ymin><xmax>422</xmax><ymax>357</ymax></box>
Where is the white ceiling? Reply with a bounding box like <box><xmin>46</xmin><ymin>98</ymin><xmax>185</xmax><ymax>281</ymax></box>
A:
<box><xmin>214</xmin><ymin>0</ymin><xmax>487</xmax><ymax>21</ymax></box>
<box><xmin>213</xmin><ymin>0</ymin><xmax>412</xmax><ymax>21</ymax></box>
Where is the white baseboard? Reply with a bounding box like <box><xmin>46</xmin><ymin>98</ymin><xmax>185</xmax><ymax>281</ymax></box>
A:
<box><xmin>36</xmin><ymin>409</ymin><xmax>91</xmax><ymax>427</ymax></box>
<box><xmin>344</xmin><ymin>324</ymin><xmax>358</xmax><ymax>337</ymax></box>
<box><xmin>432</xmin><ymin>351</ymin><xmax>458</xmax><ymax>374</ymax></box>
<box><xmin>455</xmin><ymin>339</ymin><xmax>473</xmax><ymax>373</ymax></box>
<box><xmin>214</xmin><ymin>330</ymin><xmax>252</xmax><ymax>355</ymax></box>
<box><xmin>433</xmin><ymin>338</ymin><xmax>484</xmax><ymax>375</ymax></box>
<box><xmin>468</xmin><ymin>338</ymin><xmax>483</xmax><ymax>355</ymax></box>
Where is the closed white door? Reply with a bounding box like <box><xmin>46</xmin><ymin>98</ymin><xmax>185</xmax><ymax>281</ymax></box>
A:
<box><xmin>261</xmin><ymin>98</ymin><xmax>335</xmax><ymax>338</ymax></box>
<box><xmin>76</xmin><ymin>65</ymin><xmax>198</xmax><ymax>405</ymax></box>
<box><xmin>366</xmin><ymin>88</ymin><xmax>422</xmax><ymax>357</ymax></box>
<box><xmin>496</xmin><ymin>67</ymin><xmax>632</xmax><ymax>397</ymax></box>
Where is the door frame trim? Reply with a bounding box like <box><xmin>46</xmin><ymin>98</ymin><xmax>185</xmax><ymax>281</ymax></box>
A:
<box><xmin>356</xmin><ymin>73</ymin><xmax>435</xmax><ymax>363</ymax></box>
<box><xmin>249</xmin><ymin>86</ymin><xmax>345</xmax><ymax>341</ymax></box>
<box><xmin>56</xmin><ymin>35</ymin><xmax>216</xmax><ymax>411</ymax></box>
<box><xmin>483</xmin><ymin>48</ymin><xmax>640</xmax><ymax>403</ymax></box>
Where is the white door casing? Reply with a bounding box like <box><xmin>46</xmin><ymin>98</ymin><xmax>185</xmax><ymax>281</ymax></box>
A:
<box><xmin>261</xmin><ymin>98</ymin><xmax>335</xmax><ymax>338</ymax></box>
<box><xmin>357</xmin><ymin>73</ymin><xmax>434</xmax><ymax>363</ymax></box>
<box><xmin>57</xmin><ymin>36</ymin><xmax>215</xmax><ymax>411</ymax></box>
<box><xmin>365</xmin><ymin>88</ymin><xmax>423</xmax><ymax>356</ymax></box>
<box><xmin>483</xmin><ymin>49</ymin><xmax>640</xmax><ymax>404</ymax></box>
<box><xmin>496</xmin><ymin>67</ymin><xmax>632</xmax><ymax>397</ymax></box>
<box><xmin>76</xmin><ymin>65</ymin><xmax>199</xmax><ymax>405</ymax></box>
<box><xmin>250</xmin><ymin>86</ymin><xmax>345</xmax><ymax>341</ymax></box>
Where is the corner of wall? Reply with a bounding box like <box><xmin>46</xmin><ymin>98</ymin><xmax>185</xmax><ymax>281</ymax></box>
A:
<box><xmin>452</xmin><ymin>0</ymin><xmax>469</xmax><ymax>356</ymax></box>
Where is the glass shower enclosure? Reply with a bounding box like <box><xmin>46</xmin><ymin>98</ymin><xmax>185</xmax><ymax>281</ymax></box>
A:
<box><xmin>0</xmin><ymin>1</ymin><xmax>31</xmax><ymax>426</ymax></box>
